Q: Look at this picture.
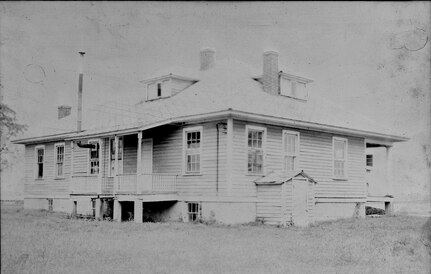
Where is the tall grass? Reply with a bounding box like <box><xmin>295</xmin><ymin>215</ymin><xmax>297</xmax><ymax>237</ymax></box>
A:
<box><xmin>1</xmin><ymin>206</ymin><xmax>430</xmax><ymax>274</ymax></box>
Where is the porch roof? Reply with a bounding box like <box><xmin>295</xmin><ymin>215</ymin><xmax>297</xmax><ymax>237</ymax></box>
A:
<box><xmin>254</xmin><ymin>170</ymin><xmax>317</xmax><ymax>185</ymax></box>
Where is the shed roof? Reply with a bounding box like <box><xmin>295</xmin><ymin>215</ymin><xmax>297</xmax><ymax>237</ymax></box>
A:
<box><xmin>254</xmin><ymin>170</ymin><xmax>317</xmax><ymax>185</ymax></box>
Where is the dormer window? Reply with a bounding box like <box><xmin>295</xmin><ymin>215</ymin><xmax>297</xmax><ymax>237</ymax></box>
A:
<box><xmin>279</xmin><ymin>72</ymin><xmax>313</xmax><ymax>100</ymax></box>
<box><xmin>146</xmin><ymin>79</ymin><xmax>169</xmax><ymax>101</ymax></box>
<box><xmin>157</xmin><ymin>83</ymin><xmax>162</xmax><ymax>97</ymax></box>
<box><xmin>141</xmin><ymin>72</ymin><xmax>199</xmax><ymax>101</ymax></box>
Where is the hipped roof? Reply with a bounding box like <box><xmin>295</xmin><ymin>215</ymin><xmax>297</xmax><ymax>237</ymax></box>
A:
<box><xmin>13</xmin><ymin>58</ymin><xmax>408</xmax><ymax>144</ymax></box>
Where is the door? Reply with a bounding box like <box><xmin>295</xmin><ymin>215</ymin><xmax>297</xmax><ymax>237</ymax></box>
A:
<box><xmin>292</xmin><ymin>179</ymin><xmax>309</xmax><ymax>227</ymax></box>
<box><xmin>141</xmin><ymin>138</ymin><xmax>153</xmax><ymax>174</ymax></box>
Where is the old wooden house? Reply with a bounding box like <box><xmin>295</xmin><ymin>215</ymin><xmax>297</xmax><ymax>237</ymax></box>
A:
<box><xmin>13</xmin><ymin>49</ymin><xmax>407</xmax><ymax>226</ymax></box>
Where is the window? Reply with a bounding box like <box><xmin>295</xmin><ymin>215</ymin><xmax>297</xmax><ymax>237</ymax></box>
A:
<box><xmin>157</xmin><ymin>83</ymin><xmax>162</xmax><ymax>97</ymax></box>
<box><xmin>48</xmin><ymin>199</ymin><xmax>53</xmax><ymax>212</ymax></box>
<box><xmin>36</xmin><ymin>146</ymin><xmax>44</xmax><ymax>179</ymax></box>
<box><xmin>366</xmin><ymin>154</ymin><xmax>373</xmax><ymax>167</ymax></box>
<box><xmin>109</xmin><ymin>137</ymin><xmax>123</xmax><ymax>176</ymax></box>
<box><xmin>333</xmin><ymin>137</ymin><xmax>348</xmax><ymax>178</ymax></box>
<box><xmin>54</xmin><ymin>143</ymin><xmax>65</xmax><ymax>177</ymax></box>
<box><xmin>89</xmin><ymin>141</ymin><xmax>100</xmax><ymax>175</ymax></box>
<box><xmin>187</xmin><ymin>202</ymin><xmax>200</xmax><ymax>222</ymax></box>
<box><xmin>247</xmin><ymin>126</ymin><xmax>266</xmax><ymax>174</ymax></box>
<box><xmin>147</xmin><ymin>79</ymin><xmax>170</xmax><ymax>100</ymax></box>
<box><xmin>183</xmin><ymin>127</ymin><xmax>202</xmax><ymax>174</ymax></box>
<box><xmin>91</xmin><ymin>199</ymin><xmax>96</xmax><ymax>217</ymax></box>
<box><xmin>280</xmin><ymin>77</ymin><xmax>308</xmax><ymax>100</ymax></box>
<box><xmin>283</xmin><ymin>130</ymin><xmax>299</xmax><ymax>171</ymax></box>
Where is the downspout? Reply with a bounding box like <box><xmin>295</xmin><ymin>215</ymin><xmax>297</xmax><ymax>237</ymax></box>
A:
<box><xmin>216</xmin><ymin>124</ymin><xmax>220</xmax><ymax>194</ymax></box>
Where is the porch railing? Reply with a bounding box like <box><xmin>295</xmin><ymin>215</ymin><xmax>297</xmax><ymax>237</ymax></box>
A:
<box><xmin>116</xmin><ymin>173</ymin><xmax>137</xmax><ymax>193</ymax></box>
<box><xmin>115</xmin><ymin>173</ymin><xmax>178</xmax><ymax>194</ymax></box>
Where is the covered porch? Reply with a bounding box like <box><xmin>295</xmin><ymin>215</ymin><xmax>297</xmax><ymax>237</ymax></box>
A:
<box><xmin>70</xmin><ymin>129</ymin><xmax>179</xmax><ymax>196</ymax></box>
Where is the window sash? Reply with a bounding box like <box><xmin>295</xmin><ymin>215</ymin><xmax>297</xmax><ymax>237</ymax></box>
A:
<box><xmin>366</xmin><ymin>155</ymin><xmax>373</xmax><ymax>167</ymax></box>
<box><xmin>248</xmin><ymin>148</ymin><xmax>263</xmax><ymax>174</ymax></box>
<box><xmin>55</xmin><ymin>145</ymin><xmax>64</xmax><ymax>177</ymax></box>
<box><xmin>109</xmin><ymin>138</ymin><xmax>123</xmax><ymax>176</ymax></box>
<box><xmin>187</xmin><ymin>203</ymin><xmax>200</xmax><ymax>222</ymax></box>
<box><xmin>333</xmin><ymin>138</ymin><xmax>347</xmax><ymax>177</ymax></box>
<box><xmin>36</xmin><ymin>148</ymin><xmax>44</xmax><ymax>178</ymax></box>
<box><xmin>247</xmin><ymin>128</ymin><xmax>265</xmax><ymax>174</ymax></box>
<box><xmin>185</xmin><ymin>130</ymin><xmax>201</xmax><ymax>173</ymax></box>
<box><xmin>283</xmin><ymin>132</ymin><xmax>299</xmax><ymax>171</ymax></box>
<box><xmin>89</xmin><ymin>142</ymin><xmax>100</xmax><ymax>175</ymax></box>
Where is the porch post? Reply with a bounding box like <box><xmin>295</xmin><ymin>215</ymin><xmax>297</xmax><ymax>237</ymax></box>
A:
<box><xmin>385</xmin><ymin>146</ymin><xmax>394</xmax><ymax>215</ymax></box>
<box><xmin>113</xmin><ymin>199</ymin><xmax>122</xmax><ymax>222</ymax></box>
<box><xmin>98</xmin><ymin>138</ymin><xmax>104</xmax><ymax>194</ymax></box>
<box><xmin>134</xmin><ymin>200</ymin><xmax>143</xmax><ymax>223</ymax></box>
<box><xmin>385</xmin><ymin>146</ymin><xmax>392</xmax><ymax>196</ymax></box>
<box><xmin>95</xmin><ymin>198</ymin><xmax>102</xmax><ymax>219</ymax></box>
<box><xmin>226</xmin><ymin>118</ymin><xmax>233</xmax><ymax>195</ymax></box>
<box><xmin>137</xmin><ymin>132</ymin><xmax>143</xmax><ymax>194</ymax></box>
<box><xmin>114</xmin><ymin>136</ymin><xmax>119</xmax><ymax>194</ymax></box>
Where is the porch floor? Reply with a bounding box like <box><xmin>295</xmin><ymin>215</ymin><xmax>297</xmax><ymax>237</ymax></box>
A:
<box><xmin>116</xmin><ymin>193</ymin><xmax>179</xmax><ymax>202</ymax></box>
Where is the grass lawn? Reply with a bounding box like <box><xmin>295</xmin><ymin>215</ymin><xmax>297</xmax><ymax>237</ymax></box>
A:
<box><xmin>1</xmin><ymin>205</ymin><xmax>430</xmax><ymax>274</ymax></box>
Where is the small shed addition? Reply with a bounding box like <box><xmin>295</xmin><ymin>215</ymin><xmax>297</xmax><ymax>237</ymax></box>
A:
<box><xmin>255</xmin><ymin>170</ymin><xmax>317</xmax><ymax>227</ymax></box>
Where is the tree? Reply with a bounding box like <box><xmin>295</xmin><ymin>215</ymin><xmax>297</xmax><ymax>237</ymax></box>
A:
<box><xmin>0</xmin><ymin>102</ymin><xmax>28</xmax><ymax>171</ymax></box>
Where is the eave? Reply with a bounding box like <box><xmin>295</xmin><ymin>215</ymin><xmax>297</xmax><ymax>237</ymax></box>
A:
<box><xmin>12</xmin><ymin>109</ymin><xmax>408</xmax><ymax>145</ymax></box>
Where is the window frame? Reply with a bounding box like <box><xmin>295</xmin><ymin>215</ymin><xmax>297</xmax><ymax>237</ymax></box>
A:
<box><xmin>282</xmin><ymin>130</ymin><xmax>300</xmax><ymax>172</ymax></box>
<box><xmin>54</xmin><ymin>142</ymin><xmax>65</xmax><ymax>179</ymax></box>
<box><xmin>108</xmin><ymin>137</ymin><xmax>124</xmax><ymax>177</ymax></box>
<box><xmin>332</xmin><ymin>137</ymin><xmax>348</xmax><ymax>180</ymax></box>
<box><xmin>35</xmin><ymin>145</ymin><xmax>45</xmax><ymax>179</ymax></box>
<box><xmin>88</xmin><ymin>139</ymin><xmax>101</xmax><ymax>176</ymax></box>
<box><xmin>366</xmin><ymin>154</ymin><xmax>373</xmax><ymax>171</ymax></box>
<box><xmin>182</xmin><ymin>126</ymin><xmax>203</xmax><ymax>175</ymax></box>
<box><xmin>48</xmin><ymin>198</ymin><xmax>53</xmax><ymax>212</ymax></box>
<box><xmin>186</xmin><ymin>202</ymin><xmax>201</xmax><ymax>222</ymax></box>
<box><xmin>245</xmin><ymin>125</ymin><xmax>267</xmax><ymax>175</ymax></box>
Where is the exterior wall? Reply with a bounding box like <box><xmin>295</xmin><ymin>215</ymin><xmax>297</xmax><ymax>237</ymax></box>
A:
<box><xmin>231</xmin><ymin>120</ymin><xmax>366</xmax><ymax>199</ymax></box>
<box><xmin>256</xmin><ymin>185</ymin><xmax>282</xmax><ymax>225</ymax></box>
<box><xmin>147</xmin><ymin>121</ymin><xmax>227</xmax><ymax>196</ymax></box>
<box><xmin>24</xmin><ymin>198</ymin><xmax>71</xmax><ymax>213</ymax></box>
<box><xmin>198</xmin><ymin>201</ymin><xmax>256</xmax><ymax>224</ymax></box>
<box><xmin>24</xmin><ymin>141</ymin><xmax>71</xmax><ymax>198</ymax></box>
<box><xmin>365</xmin><ymin>147</ymin><xmax>388</xmax><ymax>196</ymax></box>
<box><xmin>123</xmin><ymin>134</ymin><xmax>137</xmax><ymax>174</ymax></box>
<box><xmin>314</xmin><ymin>201</ymin><xmax>365</xmax><ymax>222</ymax></box>
<box><xmin>70</xmin><ymin>196</ymin><xmax>95</xmax><ymax>216</ymax></box>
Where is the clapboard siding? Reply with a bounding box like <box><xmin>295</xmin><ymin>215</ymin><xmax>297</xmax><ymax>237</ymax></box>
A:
<box><xmin>231</xmin><ymin>120</ymin><xmax>366</xmax><ymax>199</ymax></box>
<box><xmin>256</xmin><ymin>185</ymin><xmax>282</xmax><ymax>225</ymax></box>
<box><xmin>72</xmin><ymin>139</ymin><xmax>89</xmax><ymax>175</ymax></box>
<box><xmin>24</xmin><ymin>141</ymin><xmax>71</xmax><ymax>197</ymax></box>
<box><xmin>123</xmin><ymin>134</ymin><xmax>137</xmax><ymax>174</ymax></box>
<box><xmin>148</xmin><ymin>122</ymin><xmax>227</xmax><ymax>196</ymax></box>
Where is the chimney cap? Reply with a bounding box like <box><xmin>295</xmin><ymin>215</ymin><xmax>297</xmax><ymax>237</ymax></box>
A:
<box><xmin>201</xmin><ymin>48</ymin><xmax>216</xmax><ymax>52</ymax></box>
<box><xmin>263</xmin><ymin>50</ymin><xmax>279</xmax><ymax>56</ymax></box>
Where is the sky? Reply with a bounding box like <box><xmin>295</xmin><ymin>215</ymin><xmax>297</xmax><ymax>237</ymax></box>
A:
<box><xmin>1</xmin><ymin>2</ymin><xmax>430</xmax><ymax>203</ymax></box>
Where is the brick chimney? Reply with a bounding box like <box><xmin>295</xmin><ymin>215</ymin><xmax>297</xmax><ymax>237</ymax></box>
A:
<box><xmin>200</xmin><ymin>48</ymin><xmax>216</xmax><ymax>71</ymax></box>
<box><xmin>262</xmin><ymin>51</ymin><xmax>279</xmax><ymax>95</ymax></box>
<box><xmin>58</xmin><ymin>105</ymin><xmax>71</xmax><ymax>119</ymax></box>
